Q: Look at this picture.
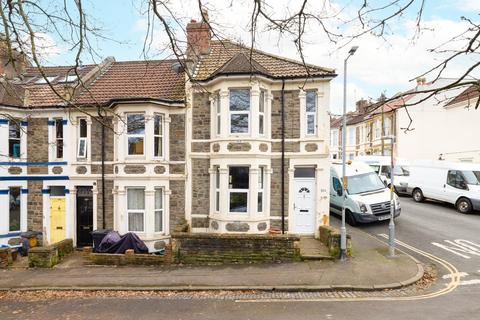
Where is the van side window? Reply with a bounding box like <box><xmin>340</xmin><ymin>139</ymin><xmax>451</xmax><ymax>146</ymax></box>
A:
<box><xmin>381</xmin><ymin>166</ymin><xmax>391</xmax><ymax>176</ymax></box>
<box><xmin>447</xmin><ymin>170</ymin><xmax>467</xmax><ymax>189</ymax></box>
<box><xmin>332</xmin><ymin>177</ymin><xmax>342</xmax><ymax>192</ymax></box>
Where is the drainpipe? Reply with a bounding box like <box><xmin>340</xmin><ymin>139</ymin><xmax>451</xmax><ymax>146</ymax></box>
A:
<box><xmin>281</xmin><ymin>79</ymin><xmax>285</xmax><ymax>234</ymax></box>
<box><xmin>98</xmin><ymin>107</ymin><xmax>106</xmax><ymax>230</ymax></box>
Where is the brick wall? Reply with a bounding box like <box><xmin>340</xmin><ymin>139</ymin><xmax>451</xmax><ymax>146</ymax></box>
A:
<box><xmin>169</xmin><ymin>180</ymin><xmax>185</xmax><ymax>233</ymax></box>
<box><xmin>96</xmin><ymin>179</ymin><xmax>114</xmax><ymax>229</ymax></box>
<box><xmin>270</xmin><ymin>158</ymin><xmax>289</xmax><ymax>218</ymax></box>
<box><xmin>27</xmin><ymin>118</ymin><xmax>48</xmax><ymax>174</ymax></box>
<box><xmin>172</xmin><ymin>233</ymin><xmax>300</xmax><ymax>264</ymax></box>
<box><xmin>91</xmin><ymin>117</ymin><xmax>114</xmax><ymax>162</ymax></box>
<box><xmin>170</xmin><ymin>114</ymin><xmax>185</xmax><ymax>161</ymax></box>
<box><xmin>271</xmin><ymin>90</ymin><xmax>300</xmax><ymax>139</ymax></box>
<box><xmin>192</xmin><ymin>92</ymin><xmax>210</xmax><ymax>139</ymax></box>
<box><xmin>27</xmin><ymin>180</ymin><xmax>43</xmax><ymax>231</ymax></box>
<box><xmin>191</xmin><ymin>158</ymin><xmax>210</xmax><ymax>217</ymax></box>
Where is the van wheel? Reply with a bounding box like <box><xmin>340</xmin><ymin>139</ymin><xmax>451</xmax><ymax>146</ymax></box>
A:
<box><xmin>413</xmin><ymin>188</ymin><xmax>424</xmax><ymax>202</ymax></box>
<box><xmin>456</xmin><ymin>198</ymin><xmax>472</xmax><ymax>214</ymax></box>
<box><xmin>346</xmin><ymin>210</ymin><xmax>357</xmax><ymax>226</ymax></box>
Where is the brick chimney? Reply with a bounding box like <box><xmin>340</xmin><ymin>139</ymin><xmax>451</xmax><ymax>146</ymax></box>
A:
<box><xmin>355</xmin><ymin>98</ymin><xmax>369</xmax><ymax>114</ymax></box>
<box><xmin>186</xmin><ymin>10</ymin><xmax>211</xmax><ymax>61</ymax></box>
<box><xmin>0</xmin><ymin>33</ymin><xmax>29</xmax><ymax>79</ymax></box>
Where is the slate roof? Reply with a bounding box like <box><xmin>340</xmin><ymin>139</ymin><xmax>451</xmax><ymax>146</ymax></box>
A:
<box><xmin>194</xmin><ymin>40</ymin><xmax>336</xmax><ymax>81</ymax></box>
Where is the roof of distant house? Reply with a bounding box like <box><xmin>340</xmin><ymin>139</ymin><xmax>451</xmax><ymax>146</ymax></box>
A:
<box><xmin>194</xmin><ymin>40</ymin><xmax>336</xmax><ymax>81</ymax></box>
<box><xmin>446</xmin><ymin>84</ymin><xmax>480</xmax><ymax>107</ymax></box>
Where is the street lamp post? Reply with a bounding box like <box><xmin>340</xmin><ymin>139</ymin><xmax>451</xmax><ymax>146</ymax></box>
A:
<box><xmin>340</xmin><ymin>45</ymin><xmax>358</xmax><ymax>261</ymax></box>
<box><xmin>388</xmin><ymin>135</ymin><xmax>396</xmax><ymax>257</ymax></box>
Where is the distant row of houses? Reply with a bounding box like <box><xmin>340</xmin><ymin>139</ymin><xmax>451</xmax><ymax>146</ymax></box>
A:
<box><xmin>330</xmin><ymin>78</ymin><xmax>480</xmax><ymax>163</ymax></box>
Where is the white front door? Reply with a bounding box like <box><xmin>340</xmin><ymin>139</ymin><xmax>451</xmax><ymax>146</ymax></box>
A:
<box><xmin>293</xmin><ymin>179</ymin><xmax>316</xmax><ymax>234</ymax></box>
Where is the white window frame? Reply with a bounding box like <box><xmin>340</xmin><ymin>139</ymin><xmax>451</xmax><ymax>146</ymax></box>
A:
<box><xmin>9</xmin><ymin>186</ymin><xmax>21</xmax><ymax>232</ymax></box>
<box><xmin>215</xmin><ymin>94</ymin><xmax>221</xmax><ymax>136</ymax></box>
<box><xmin>126</xmin><ymin>188</ymin><xmax>145</xmax><ymax>232</ymax></box>
<box><xmin>258</xmin><ymin>166</ymin><xmax>265</xmax><ymax>213</ymax></box>
<box><xmin>8</xmin><ymin>120</ymin><xmax>21</xmax><ymax>158</ymax></box>
<box><xmin>375</xmin><ymin>120</ymin><xmax>381</xmax><ymax>139</ymax></box>
<box><xmin>153</xmin><ymin>113</ymin><xmax>164</xmax><ymax>158</ymax></box>
<box><xmin>77</xmin><ymin>118</ymin><xmax>88</xmax><ymax>159</ymax></box>
<box><xmin>259</xmin><ymin>90</ymin><xmax>266</xmax><ymax>135</ymax></box>
<box><xmin>54</xmin><ymin>118</ymin><xmax>64</xmax><ymax>159</ymax></box>
<box><xmin>229</xmin><ymin>89</ymin><xmax>251</xmax><ymax>135</ymax></box>
<box><xmin>384</xmin><ymin>118</ymin><xmax>391</xmax><ymax>137</ymax></box>
<box><xmin>305</xmin><ymin>90</ymin><xmax>317</xmax><ymax>135</ymax></box>
<box><xmin>126</xmin><ymin>113</ymin><xmax>146</xmax><ymax>156</ymax></box>
<box><xmin>228</xmin><ymin>166</ymin><xmax>249</xmax><ymax>214</ymax></box>
<box><xmin>215</xmin><ymin>166</ymin><xmax>220</xmax><ymax>212</ymax></box>
<box><xmin>154</xmin><ymin>187</ymin><xmax>164</xmax><ymax>233</ymax></box>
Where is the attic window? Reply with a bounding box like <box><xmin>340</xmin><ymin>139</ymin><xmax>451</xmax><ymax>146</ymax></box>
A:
<box><xmin>57</xmin><ymin>75</ymin><xmax>78</xmax><ymax>83</ymax></box>
<box><xmin>35</xmin><ymin>76</ymin><xmax>57</xmax><ymax>84</ymax></box>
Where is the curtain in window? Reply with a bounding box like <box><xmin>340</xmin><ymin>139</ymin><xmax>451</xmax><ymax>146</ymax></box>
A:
<box><xmin>127</xmin><ymin>189</ymin><xmax>145</xmax><ymax>209</ymax></box>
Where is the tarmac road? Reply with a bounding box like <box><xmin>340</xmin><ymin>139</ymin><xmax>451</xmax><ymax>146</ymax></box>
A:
<box><xmin>1</xmin><ymin>197</ymin><xmax>480</xmax><ymax>320</ymax></box>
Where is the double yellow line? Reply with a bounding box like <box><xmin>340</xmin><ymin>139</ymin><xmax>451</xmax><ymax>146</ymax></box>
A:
<box><xmin>238</xmin><ymin>234</ymin><xmax>460</xmax><ymax>303</ymax></box>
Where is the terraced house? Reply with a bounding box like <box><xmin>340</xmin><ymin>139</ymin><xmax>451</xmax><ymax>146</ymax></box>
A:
<box><xmin>0</xmin><ymin>17</ymin><xmax>336</xmax><ymax>250</ymax></box>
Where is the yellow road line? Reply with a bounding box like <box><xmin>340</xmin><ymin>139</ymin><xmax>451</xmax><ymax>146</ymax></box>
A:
<box><xmin>238</xmin><ymin>234</ymin><xmax>460</xmax><ymax>303</ymax></box>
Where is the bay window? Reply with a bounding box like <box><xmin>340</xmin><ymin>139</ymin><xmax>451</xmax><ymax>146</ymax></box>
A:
<box><xmin>9</xmin><ymin>187</ymin><xmax>21</xmax><ymax>232</ymax></box>
<box><xmin>258</xmin><ymin>167</ymin><xmax>265</xmax><ymax>213</ymax></box>
<box><xmin>215</xmin><ymin>166</ymin><xmax>220</xmax><ymax>212</ymax></box>
<box><xmin>127</xmin><ymin>114</ymin><xmax>145</xmax><ymax>155</ymax></box>
<box><xmin>229</xmin><ymin>89</ymin><xmax>250</xmax><ymax>134</ymax></box>
<box><xmin>215</xmin><ymin>94</ymin><xmax>221</xmax><ymax>135</ymax></box>
<box><xmin>259</xmin><ymin>90</ymin><xmax>265</xmax><ymax>135</ymax></box>
<box><xmin>154</xmin><ymin>188</ymin><xmax>164</xmax><ymax>232</ymax></box>
<box><xmin>54</xmin><ymin>119</ymin><xmax>63</xmax><ymax>159</ymax></box>
<box><xmin>8</xmin><ymin>121</ymin><xmax>20</xmax><ymax>158</ymax></box>
<box><xmin>229</xmin><ymin>166</ymin><xmax>249</xmax><ymax>213</ymax></box>
<box><xmin>384</xmin><ymin>118</ymin><xmax>392</xmax><ymax>136</ymax></box>
<box><xmin>154</xmin><ymin>114</ymin><xmax>164</xmax><ymax>158</ymax></box>
<box><xmin>77</xmin><ymin>118</ymin><xmax>88</xmax><ymax>158</ymax></box>
<box><xmin>306</xmin><ymin>91</ymin><xmax>317</xmax><ymax>135</ymax></box>
<box><xmin>127</xmin><ymin>188</ymin><xmax>145</xmax><ymax>232</ymax></box>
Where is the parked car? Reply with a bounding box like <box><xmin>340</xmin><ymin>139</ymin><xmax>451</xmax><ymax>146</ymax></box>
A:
<box><xmin>355</xmin><ymin>155</ymin><xmax>410</xmax><ymax>194</ymax></box>
<box><xmin>330</xmin><ymin>160</ymin><xmax>401</xmax><ymax>225</ymax></box>
<box><xmin>407</xmin><ymin>160</ymin><xmax>480</xmax><ymax>213</ymax></box>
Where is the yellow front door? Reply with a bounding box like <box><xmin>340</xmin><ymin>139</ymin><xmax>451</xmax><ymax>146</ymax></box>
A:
<box><xmin>50</xmin><ymin>197</ymin><xmax>66</xmax><ymax>243</ymax></box>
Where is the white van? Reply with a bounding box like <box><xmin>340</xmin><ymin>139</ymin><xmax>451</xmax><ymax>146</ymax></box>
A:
<box><xmin>330</xmin><ymin>161</ymin><xmax>401</xmax><ymax>225</ymax></box>
<box><xmin>355</xmin><ymin>155</ymin><xmax>410</xmax><ymax>194</ymax></box>
<box><xmin>407</xmin><ymin>161</ymin><xmax>480</xmax><ymax>213</ymax></box>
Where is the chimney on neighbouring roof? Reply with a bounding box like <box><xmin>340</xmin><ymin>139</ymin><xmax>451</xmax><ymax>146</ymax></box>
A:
<box><xmin>355</xmin><ymin>98</ymin><xmax>369</xmax><ymax>114</ymax></box>
<box><xmin>416</xmin><ymin>77</ymin><xmax>427</xmax><ymax>86</ymax></box>
<box><xmin>186</xmin><ymin>10</ymin><xmax>211</xmax><ymax>61</ymax></box>
<box><xmin>0</xmin><ymin>33</ymin><xmax>30</xmax><ymax>79</ymax></box>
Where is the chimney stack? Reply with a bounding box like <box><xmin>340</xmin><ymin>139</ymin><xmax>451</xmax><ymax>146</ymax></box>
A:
<box><xmin>355</xmin><ymin>98</ymin><xmax>369</xmax><ymax>114</ymax></box>
<box><xmin>186</xmin><ymin>10</ymin><xmax>211</xmax><ymax>61</ymax></box>
<box><xmin>0</xmin><ymin>33</ymin><xmax>30</xmax><ymax>79</ymax></box>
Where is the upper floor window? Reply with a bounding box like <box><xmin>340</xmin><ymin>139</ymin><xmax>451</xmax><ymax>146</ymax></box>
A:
<box><xmin>8</xmin><ymin>121</ymin><xmax>20</xmax><ymax>158</ymax></box>
<box><xmin>348</xmin><ymin>127</ymin><xmax>355</xmax><ymax>146</ymax></box>
<box><xmin>127</xmin><ymin>114</ymin><xmax>145</xmax><ymax>155</ymax></box>
<box><xmin>229</xmin><ymin>89</ymin><xmax>250</xmax><ymax>134</ymax></box>
<box><xmin>54</xmin><ymin>119</ymin><xmax>64</xmax><ymax>159</ymax></box>
<box><xmin>154</xmin><ymin>114</ymin><xmax>164</xmax><ymax>158</ymax></box>
<box><xmin>214</xmin><ymin>166</ymin><xmax>220</xmax><ymax>212</ymax></box>
<box><xmin>259</xmin><ymin>90</ymin><xmax>266</xmax><ymax>135</ymax></box>
<box><xmin>214</xmin><ymin>94</ymin><xmax>221</xmax><ymax>135</ymax></box>
<box><xmin>77</xmin><ymin>118</ymin><xmax>88</xmax><ymax>158</ymax></box>
<box><xmin>306</xmin><ymin>91</ymin><xmax>317</xmax><ymax>135</ymax></box>
<box><xmin>374</xmin><ymin>120</ymin><xmax>381</xmax><ymax>139</ymax></box>
<box><xmin>229</xmin><ymin>166</ymin><xmax>249</xmax><ymax>213</ymax></box>
<box><xmin>384</xmin><ymin>118</ymin><xmax>392</xmax><ymax>136</ymax></box>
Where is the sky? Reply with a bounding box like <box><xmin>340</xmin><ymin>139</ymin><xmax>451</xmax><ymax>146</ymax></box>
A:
<box><xmin>40</xmin><ymin>0</ymin><xmax>480</xmax><ymax>114</ymax></box>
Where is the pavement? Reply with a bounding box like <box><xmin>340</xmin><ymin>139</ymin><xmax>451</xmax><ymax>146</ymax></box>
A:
<box><xmin>0</xmin><ymin>226</ymin><xmax>423</xmax><ymax>292</ymax></box>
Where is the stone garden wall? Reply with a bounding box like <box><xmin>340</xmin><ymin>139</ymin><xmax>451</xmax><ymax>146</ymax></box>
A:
<box><xmin>172</xmin><ymin>233</ymin><xmax>300</xmax><ymax>264</ymax></box>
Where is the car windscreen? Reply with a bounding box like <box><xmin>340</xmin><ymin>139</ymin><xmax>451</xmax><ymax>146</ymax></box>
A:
<box><xmin>462</xmin><ymin>170</ymin><xmax>480</xmax><ymax>185</ymax></box>
<box><xmin>347</xmin><ymin>172</ymin><xmax>386</xmax><ymax>195</ymax></box>
<box><xmin>370</xmin><ymin>165</ymin><xmax>380</xmax><ymax>174</ymax></box>
<box><xmin>393</xmin><ymin>166</ymin><xmax>410</xmax><ymax>176</ymax></box>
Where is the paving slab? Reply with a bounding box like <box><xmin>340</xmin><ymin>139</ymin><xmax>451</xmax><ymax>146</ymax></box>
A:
<box><xmin>0</xmin><ymin>228</ymin><xmax>423</xmax><ymax>292</ymax></box>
